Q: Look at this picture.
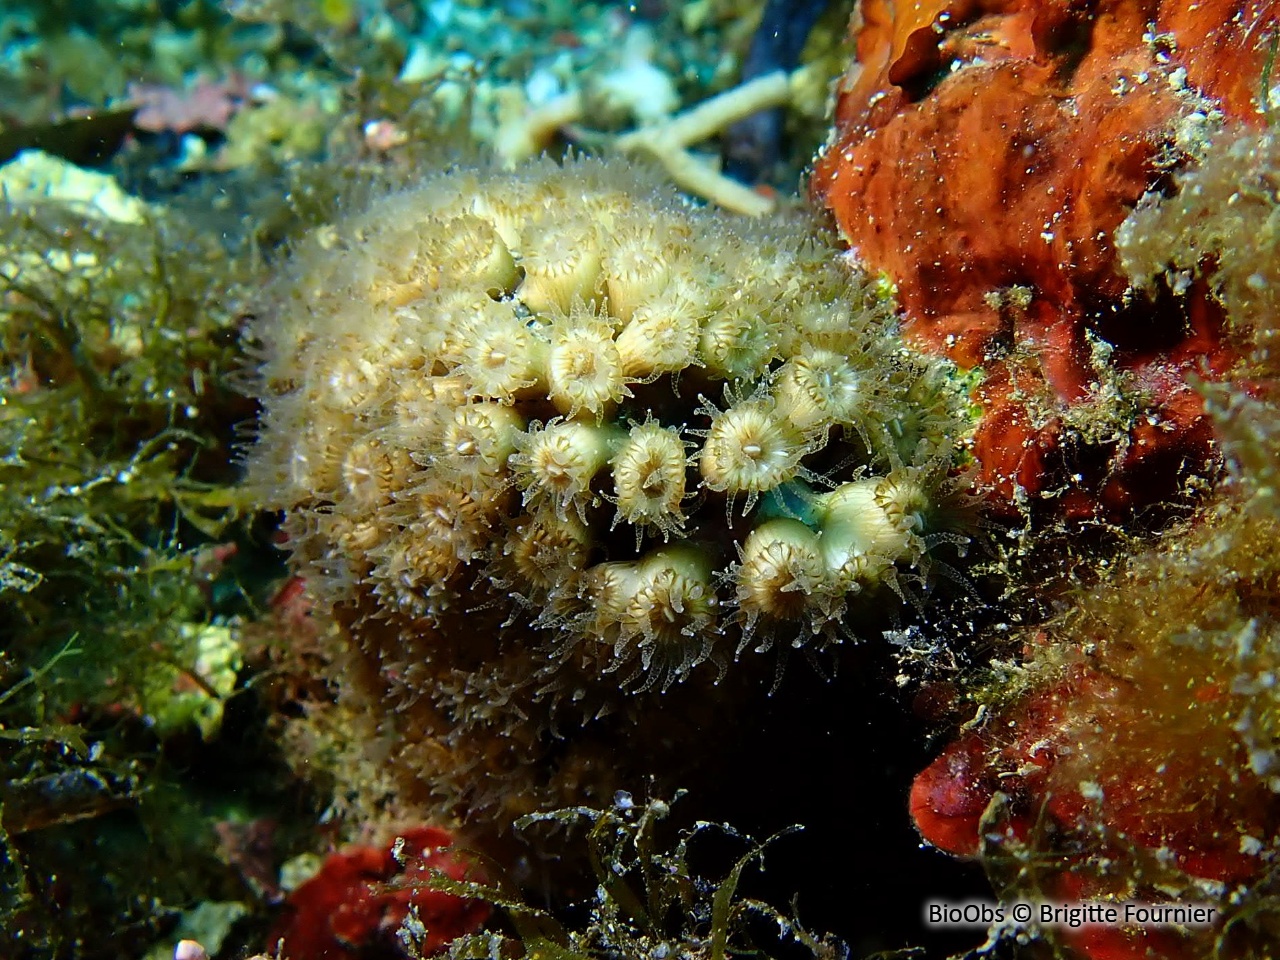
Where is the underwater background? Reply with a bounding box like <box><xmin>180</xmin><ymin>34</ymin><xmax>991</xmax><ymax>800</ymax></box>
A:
<box><xmin>2</xmin><ymin>2</ymin><xmax>1279</xmax><ymax>959</ymax></box>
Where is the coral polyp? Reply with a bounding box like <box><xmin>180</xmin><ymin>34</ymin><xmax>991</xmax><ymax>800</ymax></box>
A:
<box><xmin>697</xmin><ymin>396</ymin><xmax>811</xmax><ymax>511</ymax></box>
<box><xmin>732</xmin><ymin>518</ymin><xmax>829</xmax><ymax>642</ymax></box>
<box><xmin>608</xmin><ymin>419</ymin><xmax>691</xmax><ymax>542</ymax></box>
<box><xmin>605</xmin><ymin>546</ymin><xmax>720</xmax><ymax>690</ymax></box>
<box><xmin>247</xmin><ymin>156</ymin><xmax>973</xmax><ymax>829</ymax></box>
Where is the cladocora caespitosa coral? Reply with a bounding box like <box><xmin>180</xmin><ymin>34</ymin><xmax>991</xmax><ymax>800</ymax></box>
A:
<box><xmin>245</xmin><ymin>156</ymin><xmax>977</xmax><ymax>834</ymax></box>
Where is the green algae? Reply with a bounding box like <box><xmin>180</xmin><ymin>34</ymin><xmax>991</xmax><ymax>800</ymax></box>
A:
<box><xmin>0</xmin><ymin>170</ymin><xmax>277</xmax><ymax>957</ymax></box>
<box><xmin>416</xmin><ymin>794</ymin><xmax>846</xmax><ymax>960</ymax></box>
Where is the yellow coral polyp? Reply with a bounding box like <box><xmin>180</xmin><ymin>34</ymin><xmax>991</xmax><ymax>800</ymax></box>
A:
<box><xmin>544</xmin><ymin>314</ymin><xmax>632</xmax><ymax>419</ymax></box>
<box><xmin>615</xmin><ymin>285</ymin><xmax>706</xmax><ymax>380</ymax></box>
<box><xmin>438</xmin><ymin>402</ymin><xmax>525</xmax><ymax>477</ymax></box>
<box><xmin>377</xmin><ymin>531</ymin><xmax>463</xmax><ymax>589</ymax></box>
<box><xmin>400</xmin><ymin>291</ymin><xmax>494</xmax><ymax>371</ymax></box>
<box><xmin>624</xmin><ymin>563</ymin><xmax>716</xmax><ymax>648</ymax></box>
<box><xmin>513</xmin><ymin>419</ymin><xmax>621</xmax><ymax>520</ymax></box>
<box><xmin>330</xmin><ymin>514</ymin><xmax>388</xmax><ymax>555</ymax></box>
<box><xmin>468</xmin><ymin>192</ymin><xmax>542</xmax><ymax>252</ymax></box>
<box><xmin>502</xmin><ymin>509</ymin><xmax>592</xmax><ymax>596</ymax></box>
<box><xmin>609</xmin><ymin>421</ymin><xmax>690</xmax><ymax>541</ymax></box>
<box><xmin>517</xmin><ymin>220</ymin><xmax>604</xmax><ymax>313</ymax></box>
<box><xmin>780</xmin><ymin>292</ymin><xmax>873</xmax><ymax>356</ymax></box>
<box><xmin>613</xmin><ymin>548</ymin><xmax>719</xmax><ymax>690</ymax></box>
<box><xmin>872</xmin><ymin>470</ymin><xmax>933</xmax><ymax>544</ymax></box>
<box><xmin>342</xmin><ymin>431</ymin><xmax>414</xmax><ymax>508</ymax></box>
<box><xmin>395</xmin><ymin>374</ymin><xmax>469</xmax><ymax>436</ymax></box>
<box><xmin>603</xmin><ymin>229</ymin><xmax>674</xmax><ymax>322</ymax></box>
<box><xmin>430</xmin><ymin>214</ymin><xmax>520</xmax><ymax>298</ymax></box>
<box><xmin>733</xmin><ymin>518</ymin><xmax>827</xmax><ymax>630</ymax></box>
<box><xmin>582</xmin><ymin>560</ymin><xmax>643</xmax><ymax>641</ymax></box>
<box><xmin>369</xmin><ymin>481</ymin><xmax>496</xmax><ymax>612</ymax></box>
<box><xmin>771</xmin><ymin>348</ymin><xmax>866</xmax><ymax>434</ymax></box>
<box><xmin>321</xmin><ymin>350</ymin><xmax>386</xmax><ymax>411</ymax></box>
<box><xmin>815</xmin><ymin>477</ymin><xmax>923</xmax><ymax>586</ymax></box>
<box><xmin>454</xmin><ymin>300</ymin><xmax>544</xmax><ymax>400</ymax></box>
<box><xmin>278</xmin><ymin>412</ymin><xmax>357</xmax><ymax>496</ymax></box>
<box><xmin>698</xmin><ymin>304</ymin><xmax>776</xmax><ymax>381</ymax></box>
<box><xmin>698</xmin><ymin>399</ymin><xmax>808</xmax><ymax>511</ymax></box>
<box><xmin>370</xmin><ymin>540</ymin><xmax>460</xmax><ymax>616</ymax></box>
<box><xmin>405</xmin><ymin>481</ymin><xmax>496</xmax><ymax>555</ymax></box>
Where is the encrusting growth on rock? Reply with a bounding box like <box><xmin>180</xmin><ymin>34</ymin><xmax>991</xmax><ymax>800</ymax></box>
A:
<box><xmin>246</xmin><ymin>156</ymin><xmax>975</xmax><ymax>832</ymax></box>
<box><xmin>909</xmin><ymin>121</ymin><xmax>1280</xmax><ymax>960</ymax></box>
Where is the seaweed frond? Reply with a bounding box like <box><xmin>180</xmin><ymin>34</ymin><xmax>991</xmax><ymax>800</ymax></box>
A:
<box><xmin>412</xmin><ymin>793</ymin><xmax>845</xmax><ymax>960</ymax></box>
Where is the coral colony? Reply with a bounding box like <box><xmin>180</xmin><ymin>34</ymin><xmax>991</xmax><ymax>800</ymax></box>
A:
<box><xmin>9</xmin><ymin>1</ymin><xmax>1280</xmax><ymax>959</ymax></box>
<box><xmin>243</xmin><ymin>1</ymin><xmax>1280</xmax><ymax>956</ymax></box>
<box><xmin>246</xmin><ymin>156</ymin><xmax>975</xmax><ymax>830</ymax></box>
